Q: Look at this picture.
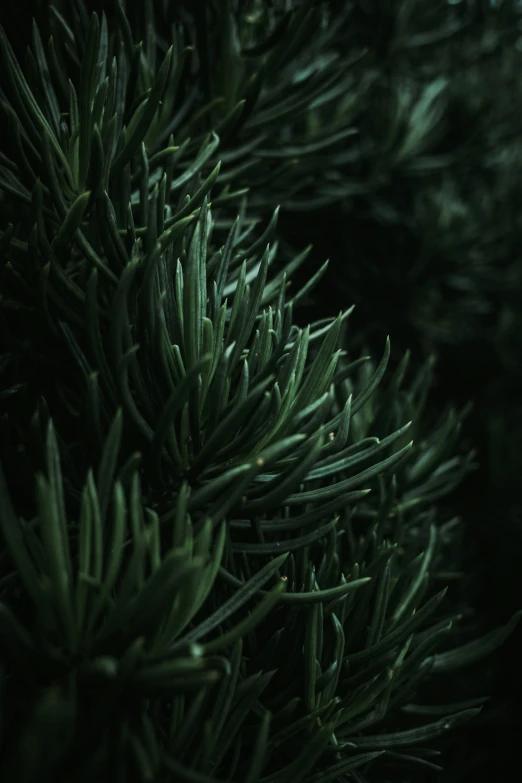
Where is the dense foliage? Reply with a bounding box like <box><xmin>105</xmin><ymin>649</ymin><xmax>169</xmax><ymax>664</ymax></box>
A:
<box><xmin>0</xmin><ymin>1</ymin><xmax>520</xmax><ymax>782</ymax></box>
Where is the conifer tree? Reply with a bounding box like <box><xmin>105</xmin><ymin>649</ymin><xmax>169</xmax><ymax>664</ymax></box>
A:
<box><xmin>0</xmin><ymin>2</ymin><xmax>519</xmax><ymax>782</ymax></box>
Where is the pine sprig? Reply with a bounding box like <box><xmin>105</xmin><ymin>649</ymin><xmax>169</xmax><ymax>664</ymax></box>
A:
<box><xmin>1</xmin><ymin>408</ymin><xmax>516</xmax><ymax>783</ymax></box>
<box><xmin>0</xmin><ymin>3</ymin><xmax>519</xmax><ymax>783</ymax></box>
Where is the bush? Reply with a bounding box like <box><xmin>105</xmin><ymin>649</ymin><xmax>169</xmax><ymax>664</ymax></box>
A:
<box><xmin>0</xmin><ymin>2</ymin><xmax>519</xmax><ymax>782</ymax></box>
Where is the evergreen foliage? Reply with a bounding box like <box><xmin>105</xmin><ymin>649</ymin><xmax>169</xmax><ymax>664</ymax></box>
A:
<box><xmin>0</xmin><ymin>1</ymin><xmax>519</xmax><ymax>782</ymax></box>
